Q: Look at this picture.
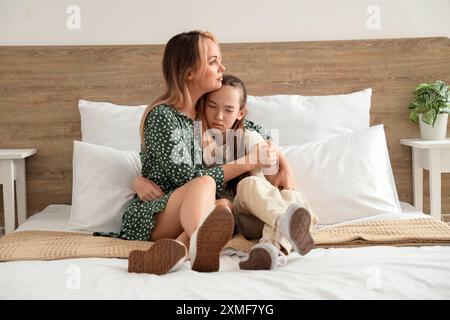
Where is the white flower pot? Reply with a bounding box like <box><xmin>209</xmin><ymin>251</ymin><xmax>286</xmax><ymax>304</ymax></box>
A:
<box><xmin>419</xmin><ymin>113</ymin><xmax>448</xmax><ymax>140</ymax></box>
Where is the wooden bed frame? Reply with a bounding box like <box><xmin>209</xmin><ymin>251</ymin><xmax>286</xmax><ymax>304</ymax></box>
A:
<box><xmin>0</xmin><ymin>37</ymin><xmax>449</xmax><ymax>225</ymax></box>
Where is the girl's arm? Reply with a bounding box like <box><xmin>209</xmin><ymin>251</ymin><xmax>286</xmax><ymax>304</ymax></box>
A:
<box><xmin>278</xmin><ymin>151</ymin><xmax>294</xmax><ymax>175</ymax></box>
<box><xmin>265</xmin><ymin>149</ymin><xmax>296</xmax><ymax>190</ymax></box>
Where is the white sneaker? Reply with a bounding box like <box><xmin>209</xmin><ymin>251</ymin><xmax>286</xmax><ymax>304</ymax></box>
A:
<box><xmin>190</xmin><ymin>205</ymin><xmax>234</xmax><ymax>272</ymax></box>
<box><xmin>239</xmin><ymin>242</ymin><xmax>287</xmax><ymax>270</ymax></box>
<box><xmin>277</xmin><ymin>204</ymin><xmax>315</xmax><ymax>255</ymax></box>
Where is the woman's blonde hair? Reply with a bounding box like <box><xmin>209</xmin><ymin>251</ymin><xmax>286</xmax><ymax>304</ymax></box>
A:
<box><xmin>140</xmin><ymin>30</ymin><xmax>217</xmax><ymax>151</ymax></box>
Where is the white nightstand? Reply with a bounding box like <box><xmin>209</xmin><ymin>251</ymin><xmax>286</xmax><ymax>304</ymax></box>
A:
<box><xmin>0</xmin><ymin>149</ymin><xmax>37</xmax><ymax>234</ymax></box>
<box><xmin>400</xmin><ymin>139</ymin><xmax>450</xmax><ymax>221</ymax></box>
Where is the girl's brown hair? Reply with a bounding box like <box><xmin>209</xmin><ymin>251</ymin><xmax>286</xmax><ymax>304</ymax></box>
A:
<box><xmin>140</xmin><ymin>30</ymin><xmax>217</xmax><ymax>150</ymax></box>
<box><xmin>198</xmin><ymin>74</ymin><xmax>249</xmax><ymax>195</ymax></box>
<box><xmin>197</xmin><ymin>74</ymin><xmax>248</xmax><ymax>142</ymax></box>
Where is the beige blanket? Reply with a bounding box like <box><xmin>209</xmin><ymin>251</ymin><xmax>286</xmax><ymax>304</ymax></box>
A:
<box><xmin>1</xmin><ymin>218</ymin><xmax>450</xmax><ymax>262</ymax></box>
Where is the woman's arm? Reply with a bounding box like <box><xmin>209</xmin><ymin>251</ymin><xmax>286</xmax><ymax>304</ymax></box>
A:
<box><xmin>223</xmin><ymin>140</ymin><xmax>277</xmax><ymax>182</ymax></box>
<box><xmin>146</xmin><ymin>106</ymin><xmax>225</xmax><ymax>193</ymax></box>
<box><xmin>137</xmin><ymin>110</ymin><xmax>278</xmax><ymax>199</ymax></box>
<box><xmin>134</xmin><ymin>113</ymin><xmax>275</xmax><ymax>201</ymax></box>
<box><xmin>223</xmin><ymin>157</ymin><xmax>256</xmax><ymax>182</ymax></box>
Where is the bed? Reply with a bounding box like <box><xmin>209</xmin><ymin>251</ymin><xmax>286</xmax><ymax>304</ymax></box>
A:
<box><xmin>1</xmin><ymin>37</ymin><xmax>450</xmax><ymax>300</ymax></box>
<box><xmin>0</xmin><ymin>201</ymin><xmax>449</xmax><ymax>299</ymax></box>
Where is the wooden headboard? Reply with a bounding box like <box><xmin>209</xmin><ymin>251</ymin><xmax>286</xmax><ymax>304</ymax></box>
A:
<box><xmin>1</xmin><ymin>37</ymin><xmax>449</xmax><ymax>226</ymax></box>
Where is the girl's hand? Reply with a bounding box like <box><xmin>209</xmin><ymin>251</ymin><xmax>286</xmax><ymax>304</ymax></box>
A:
<box><xmin>133</xmin><ymin>176</ymin><xmax>164</xmax><ymax>202</ymax></box>
<box><xmin>266</xmin><ymin>169</ymin><xmax>296</xmax><ymax>190</ymax></box>
<box><xmin>249</xmin><ymin>140</ymin><xmax>278</xmax><ymax>169</ymax></box>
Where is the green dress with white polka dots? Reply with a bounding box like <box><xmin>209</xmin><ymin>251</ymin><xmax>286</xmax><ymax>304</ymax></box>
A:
<box><xmin>117</xmin><ymin>104</ymin><xmax>271</xmax><ymax>241</ymax></box>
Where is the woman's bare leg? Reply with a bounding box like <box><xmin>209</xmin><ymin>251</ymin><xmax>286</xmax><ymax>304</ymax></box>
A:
<box><xmin>146</xmin><ymin>176</ymin><xmax>234</xmax><ymax>272</ymax></box>
<box><xmin>215</xmin><ymin>198</ymin><xmax>233</xmax><ymax>210</ymax></box>
<box><xmin>149</xmin><ymin>175</ymin><xmax>216</xmax><ymax>241</ymax></box>
<box><xmin>176</xmin><ymin>199</ymin><xmax>233</xmax><ymax>256</ymax></box>
<box><xmin>176</xmin><ymin>232</ymin><xmax>190</xmax><ymax>250</ymax></box>
<box><xmin>173</xmin><ymin>199</ymin><xmax>231</xmax><ymax>257</ymax></box>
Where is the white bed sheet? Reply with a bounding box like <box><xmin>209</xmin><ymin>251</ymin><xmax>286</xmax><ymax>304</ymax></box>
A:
<box><xmin>1</xmin><ymin>202</ymin><xmax>450</xmax><ymax>299</ymax></box>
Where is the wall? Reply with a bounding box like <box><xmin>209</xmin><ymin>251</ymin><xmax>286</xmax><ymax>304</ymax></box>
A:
<box><xmin>0</xmin><ymin>0</ymin><xmax>449</xmax><ymax>45</ymax></box>
<box><xmin>0</xmin><ymin>1</ymin><xmax>449</xmax><ymax>228</ymax></box>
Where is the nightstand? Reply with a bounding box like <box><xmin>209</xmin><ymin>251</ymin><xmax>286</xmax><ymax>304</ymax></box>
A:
<box><xmin>0</xmin><ymin>149</ymin><xmax>37</xmax><ymax>234</ymax></box>
<box><xmin>400</xmin><ymin>139</ymin><xmax>450</xmax><ymax>221</ymax></box>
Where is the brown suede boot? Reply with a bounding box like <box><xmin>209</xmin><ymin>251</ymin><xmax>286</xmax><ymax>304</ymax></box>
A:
<box><xmin>128</xmin><ymin>238</ymin><xmax>187</xmax><ymax>275</ymax></box>
<box><xmin>190</xmin><ymin>205</ymin><xmax>234</xmax><ymax>272</ymax></box>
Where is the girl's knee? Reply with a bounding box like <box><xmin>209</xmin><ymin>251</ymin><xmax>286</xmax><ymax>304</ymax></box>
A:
<box><xmin>236</xmin><ymin>176</ymin><xmax>265</xmax><ymax>195</ymax></box>
<box><xmin>237</xmin><ymin>176</ymin><xmax>260</xmax><ymax>188</ymax></box>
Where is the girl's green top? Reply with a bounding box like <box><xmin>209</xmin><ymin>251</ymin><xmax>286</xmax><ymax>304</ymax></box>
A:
<box><xmin>104</xmin><ymin>104</ymin><xmax>271</xmax><ymax>241</ymax></box>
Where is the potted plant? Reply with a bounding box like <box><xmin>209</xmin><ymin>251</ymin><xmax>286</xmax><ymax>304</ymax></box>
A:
<box><xmin>408</xmin><ymin>80</ymin><xmax>450</xmax><ymax>140</ymax></box>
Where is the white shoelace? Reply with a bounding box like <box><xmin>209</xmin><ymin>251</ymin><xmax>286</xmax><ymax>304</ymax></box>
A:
<box><xmin>277</xmin><ymin>251</ymin><xmax>288</xmax><ymax>266</ymax></box>
<box><xmin>274</xmin><ymin>214</ymin><xmax>285</xmax><ymax>250</ymax></box>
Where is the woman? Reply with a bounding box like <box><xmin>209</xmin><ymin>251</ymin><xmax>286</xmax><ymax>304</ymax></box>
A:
<box><xmin>122</xmin><ymin>31</ymin><xmax>277</xmax><ymax>275</ymax></box>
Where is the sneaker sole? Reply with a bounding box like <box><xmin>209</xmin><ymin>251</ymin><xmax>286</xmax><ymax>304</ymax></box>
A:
<box><xmin>128</xmin><ymin>238</ymin><xmax>186</xmax><ymax>275</ymax></box>
<box><xmin>289</xmin><ymin>207</ymin><xmax>315</xmax><ymax>255</ymax></box>
<box><xmin>191</xmin><ymin>205</ymin><xmax>234</xmax><ymax>272</ymax></box>
<box><xmin>239</xmin><ymin>248</ymin><xmax>274</xmax><ymax>270</ymax></box>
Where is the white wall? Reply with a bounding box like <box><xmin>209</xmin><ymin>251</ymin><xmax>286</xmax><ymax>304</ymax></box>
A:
<box><xmin>0</xmin><ymin>0</ymin><xmax>449</xmax><ymax>45</ymax></box>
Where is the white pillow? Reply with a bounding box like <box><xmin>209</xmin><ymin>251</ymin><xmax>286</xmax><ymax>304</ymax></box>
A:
<box><xmin>280</xmin><ymin>125</ymin><xmax>401</xmax><ymax>225</ymax></box>
<box><xmin>246</xmin><ymin>88</ymin><xmax>372</xmax><ymax>146</ymax></box>
<box><xmin>69</xmin><ymin>140</ymin><xmax>141</xmax><ymax>233</ymax></box>
<box><xmin>78</xmin><ymin>99</ymin><xmax>147</xmax><ymax>152</ymax></box>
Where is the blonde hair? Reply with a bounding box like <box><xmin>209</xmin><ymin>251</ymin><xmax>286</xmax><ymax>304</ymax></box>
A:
<box><xmin>140</xmin><ymin>30</ymin><xmax>217</xmax><ymax>151</ymax></box>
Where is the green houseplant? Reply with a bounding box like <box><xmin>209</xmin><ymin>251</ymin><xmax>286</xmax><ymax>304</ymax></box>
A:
<box><xmin>408</xmin><ymin>80</ymin><xmax>450</xmax><ymax>139</ymax></box>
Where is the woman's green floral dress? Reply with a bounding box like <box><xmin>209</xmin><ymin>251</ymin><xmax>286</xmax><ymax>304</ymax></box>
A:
<box><xmin>117</xmin><ymin>104</ymin><xmax>271</xmax><ymax>241</ymax></box>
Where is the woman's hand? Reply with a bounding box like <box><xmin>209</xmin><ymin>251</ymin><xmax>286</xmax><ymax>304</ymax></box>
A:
<box><xmin>133</xmin><ymin>176</ymin><xmax>164</xmax><ymax>202</ymax></box>
<box><xmin>249</xmin><ymin>140</ymin><xmax>278</xmax><ymax>169</ymax></box>
<box><xmin>266</xmin><ymin>169</ymin><xmax>296</xmax><ymax>190</ymax></box>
